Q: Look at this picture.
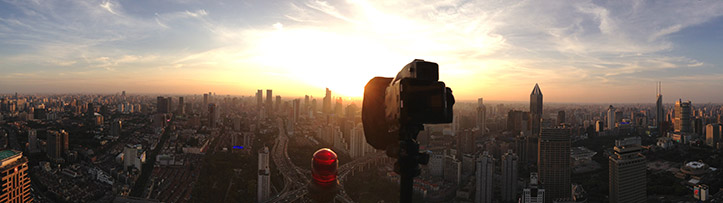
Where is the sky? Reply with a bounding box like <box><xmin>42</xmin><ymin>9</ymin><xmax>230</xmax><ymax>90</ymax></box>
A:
<box><xmin>1</xmin><ymin>0</ymin><xmax>723</xmax><ymax>103</ymax></box>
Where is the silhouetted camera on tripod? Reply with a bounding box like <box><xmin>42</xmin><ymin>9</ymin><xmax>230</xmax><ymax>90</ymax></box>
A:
<box><xmin>362</xmin><ymin>59</ymin><xmax>455</xmax><ymax>151</ymax></box>
<box><xmin>361</xmin><ymin>59</ymin><xmax>454</xmax><ymax>202</ymax></box>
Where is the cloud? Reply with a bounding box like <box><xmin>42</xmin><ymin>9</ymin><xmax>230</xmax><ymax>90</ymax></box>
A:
<box><xmin>100</xmin><ymin>1</ymin><xmax>118</xmax><ymax>15</ymax></box>
<box><xmin>2</xmin><ymin>0</ymin><xmax>723</xmax><ymax>101</ymax></box>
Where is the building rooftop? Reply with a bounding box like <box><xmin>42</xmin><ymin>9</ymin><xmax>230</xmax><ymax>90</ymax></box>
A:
<box><xmin>0</xmin><ymin>150</ymin><xmax>20</xmax><ymax>161</ymax></box>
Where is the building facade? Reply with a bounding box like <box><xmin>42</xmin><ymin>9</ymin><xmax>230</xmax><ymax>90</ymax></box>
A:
<box><xmin>0</xmin><ymin>150</ymin><xmax>32</xmax><ymax>203</ymax></box>
<box><xmin>609</xmin><ymin>137</ymin><xmax>646</xmax><ymax>203</ymax></box>
<box><xmin>538</xmin><ymin>128</ymin><xmax>571</xmax><ymax>201</ymax></box>
<box><xmin>476</xmin><ymin>151</ymin><xmax>494</xmax><ymax>203</ymax></box>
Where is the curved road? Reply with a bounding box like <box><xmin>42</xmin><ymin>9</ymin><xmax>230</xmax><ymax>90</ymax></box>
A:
<box><xmin>267</xmin><ymin>118</ymin><xmax>384</xmax><ymax>202</ymax></box>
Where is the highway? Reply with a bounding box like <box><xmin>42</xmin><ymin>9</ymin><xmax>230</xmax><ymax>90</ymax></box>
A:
<box><xmin>266</xmin><ymin>118</ymin><xmax>385</xmax><ymax>203</ymax></box>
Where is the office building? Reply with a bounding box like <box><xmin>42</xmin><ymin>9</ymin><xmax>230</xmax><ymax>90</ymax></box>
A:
<box><xmin>674</xmin><ymin>99</ymin><xmax>692</xmax><ymax>133</ymax></box>
<box><xmin>530</xmin><ymin>84</ymin><xmax>543</xmax><ymax>136</ymax></box>
<box><xmin>476</xmin><ymin>151</ymin><xmax>494</xmax><ymax>203</ymax></box>
<box><xmin>656</xmin><ymin>82</ymin><xmax>664</xmax><ymax>128</ymax></box>
<box><xmin>47</xmin><ymin>130</ymin><xmax>69</xmax><ymax>162</ymax></box>
<box><xmin>477</xmin><ymin>98</ymin><xmax>487</xmax><ymax>134</ymax></box>
<box><xmin>538</xmin><ymin>128</ymin><xmax>571</xmax><ymax>201</ymax></box>
<box><xmin>609</xmin><ymin>136</ymin><xmax>646</xmax><ymax>203</ymax></box>
<box><xmin>607</xmin><ymin>105</ymin><xmax>616</xmax><ymax>130</ymax></box>
<box><xmin>521</xmin><ymin>172</ymin><xmax>544</xmax><ymax>203</ymax></box>
<box><xmin>156</xmin><ymin>96</ymin><xmax>172</xmax><ymax>114</ymax></box>
<box><xmin>256</xmin><ymin>90</ymin><xmax>263</xmax><ymax>108</ymax></box>
<box><xmin>706</xmin><ymin>124</ymin><xmax>721</xmax><ymax>148</ymax></box>
<box><xmin>208</xmin><ymin>104</ymin><xmax>219</xmax><ymax>128</ymax></box>
<box><xmin>0</xmin><ymin>150</ymin><xmax>32</xmax><ymax>203</ymax></box>
<box><xmin>266</xmin><ymin>89</ymin><xmax>273</xmax><ymax>116</ymax></box>
<box><xmin>258</xmin><ymin>147</ymin><xmax>271</xmax><ymax>203</ymax></box>
<box><xmin>28</xmin><ymin>129</ymin><xmax>38</xmax><ymax>153</ymax></box>
<box><xmin>501</xmin><ymin>150</ymin><xmax>519</xmax><ymax>202</ymax></box>
<box><xmin>177</xmin><ymin>97</ymin><xmax>184</xmax><ymax>114</ymax></box>
<box><xmin>203</xmin><ymin>93</ymin><xmax>209</xmax><ymax>112</ymax></box>
<box><xmin>557</xmin><ymin>110</ymin><xmax>565</xmax><ymax>125</ymax></box>
<box><xmin>323</xmin><ymin>88</ymin><xmax>331</xmax><ymax>115</ymax></box>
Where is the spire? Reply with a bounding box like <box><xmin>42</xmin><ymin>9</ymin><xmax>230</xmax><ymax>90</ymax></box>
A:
<box><xmin>531</xmin><ymin>83</ymin><xmax>542</xmax><ymax>95</ymax></box>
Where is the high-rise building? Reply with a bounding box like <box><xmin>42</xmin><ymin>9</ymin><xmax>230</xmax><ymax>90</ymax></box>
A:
<box><xmin>157</xmin><ymin>96</ymin><xmax>171</xmax><ymax>114</ymax></box>
<box><xmin>275</xmin><ymin>95</ymin><xmax>281</xmax><ymax>114</ymax></box>
<box><xmin>0</xmin><ymin>150</ymin><xmax>32</xmax><ymax>203</ymax></box>
<box><xmin>349</xmin><ymin>123</ymin><xmax>365</xmax><ymax>158</ymax></box>
<box><xmin>257</xmin><ymin>90</ymin><xmax>263</xmax><ymax>108</ymax></box>
<box><xmin>257</xmin><ymin>147</ymin><xmax>271</xmax><ymax>203</ymax></box>
<box><xmin>607</xmin><ymin>105</ymin><xmax>616</xmax><ymax>130</ymax></box>
<box><xmin>656</xmin><ymin>82</ymin><xmax>664</xmax><ymax>128</ymax></box>
<box><xmin>293</xmin><ymin>99</ymin><xmax>301</xmax><ymax>124</ymax></box>
<box><xmin>530</xmin><ymin>84</ymin><xmax>543</xmax><ymax>135</ymax></box>
<box><xmin>208</xmin><ymin>104</ymin><xmax>219</xmax><ymax>128</ymax></box>
<box><xmin>706</xmin><ymin>124</ymin><xmax>721</xmax><ymax>148</ymax></box>
<box><xmin>530</xmin><ymin>84</ymin><xmax>542</xmax><ymax>166</ymax></box>
<box><xmin>557</xmin><ymin>110</ymin><xmax>565</xmax><ymax>125</ymax></box>
<box><xmin>521</xmin><ymin>172</ymin><xmax>544</xmax><ymax>203</ymax></box>
<box><xmin>477</xmin><ymin>98</ymin><xmax>487</xmax><ymax>134</ymax></box>
<box><xmin>323</xmin><ymin>88</ymin><xmax>332</xmax><ymax>115</ymax></box>
<box><xmin>501</xmin><ymin>150</ymin><xmax>519</xmax><ymax>202</ymax></box>
<box><xmin>538</xmin><ymin>128</ymin><xmax>571</xmax><ymax>202</ymax></box>
<box><xmin>47</xmin><ymin>130</ymin><xmax>69</xmax><ymax>162</ymax></box>
<box><xmin>123</xmin><ymin>144</ymin><xmax>142</xmax><ymax>171</ymax></box>
<box><xmin>476</xmin><ymin>151</ymin><xmax>494</xmax><ymax>203</ymax></box>
<box><xmin>674</xmin><ymin>99</ymin><xmax>692</xmax><ymax>133</ymax></box>
<box><xmin>177</xmin><ymin>97</ymin><xmax>184</xmax><ymax>114</ymax></box>
<box><xmin>266</xmin><ymin>89</ymin><xmax>273</xmax><ymax>116</ymax></box>
<box><xmin>609</xmin><ymin>136</ymin><xmax>646</xmax><ymax>203</ymax></box>
<box><xmin>203</xmin><ymin>93</ymin><xmax>209</xmax><ymax>111</ymax></box>
<box><xmin>28</xmin><ymin>129</ymin><xmax>38</xmax><ymax>153</ymax></box>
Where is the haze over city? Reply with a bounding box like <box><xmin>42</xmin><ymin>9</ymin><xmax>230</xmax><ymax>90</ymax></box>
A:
<box><xmin>2</xmin><ymin>0</ymin><xmax>723</xmax><ymax>102</ymax></box>
<box><xmin>6</xmin><ymin>1</ymin><xmax>723</xmax><ymax>203</ymax></box>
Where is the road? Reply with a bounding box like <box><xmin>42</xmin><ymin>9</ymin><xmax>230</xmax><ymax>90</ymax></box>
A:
<box><xmin>266</xmin><ymin>118</ymin><xmax>383</xmax><ymax>203</ymax></box>
<box><xmin>130</xmin><ymin>115</ymin><xmax>174</xmax><ymax>197</ymax></box>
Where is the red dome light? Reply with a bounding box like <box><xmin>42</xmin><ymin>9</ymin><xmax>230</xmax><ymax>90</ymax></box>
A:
<box><xmin>312</xmin><ymin>148</ymin><xmax>338</xmax><ymax>185</ymax></box>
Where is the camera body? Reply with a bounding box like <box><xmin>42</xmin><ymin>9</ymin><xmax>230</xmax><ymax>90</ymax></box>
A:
<box><xmin>362</xmin><ymin>59</ymin><xmax>454</xmax><ymax>150</ymax></box>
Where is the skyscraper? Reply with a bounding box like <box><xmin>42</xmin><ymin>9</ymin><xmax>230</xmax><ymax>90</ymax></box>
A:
<box><xmin>607</xmin><ymin>105</ymin><xmax>616</xmax><ymax>130</ymax></box>
<box><xmin>476</xmin><ymin>151</ymin><xmax>494</xmax><ymax>203</ymax></box>
<box><xmin>656</xmin><ymin>82</ymin><xmax>664</xmax><ymax>128</ymax></box>
<box><xmin>323</xmin><ymin>88</ymin><xmax>331</xmax><ymax>115</ymax></box>
<box><xmin>28</xmin><ymin>129</ymin><xmax>38</xmax><ymax>153</ymax></box>
<box><xmin>208</xmin><ymin>104</ymin><xmax>217</xmax><ymax>128</ymax></box>
<box><xmin>674</xmin><ymin>99</ymin><xmax>692</xmax><ymax>133</ymax></box>
<box><xmin>529</xmin><ymin>84</ymin><xmax>542</xmax><ymax>165</ymax></box>
<box><xmin>257</xmin><ymin>147</ymin><xmax>271</xmax><ymax>203</ymax></box>
<box><xmin>477</xmin><ymin>98</ymin><xmax>487</xmax><ymax>134</ymax></box>
<box><xmin>522</xmin><ymin>172</ymin><xmax>544</xmax><ymax>203</ymax></box>
<box><xmin>530</xmin><ymin>84</ymin><xmax>543</xmax><ymax>135</ymax></box>
<box><xmin>266</xmin><ymin>89</ymin><xmax>273</xmax><ymax>116</ymax></box>
<box><xmin>203</xmin><ymin>93</ymin><xmax>209</xmax><ymax>111</ymax></box>
<box><xmin>609</xmin><ymin>137</ymin><xmax>646</xmax><ymax>203</ymax></box>
<box><xmin>256</xmin><ymin>89</ymin><xmax>263</xmax><ymax>108</ymax></box>
<box><xmin>538</xmin><ymin>128</ymin><xmax>571</xmax><ymax>202</ymax></box>
<box><xmin>47</xmin><ymin>130</ymin><xmax>69</xmax><ymax>162</ymax></box>
<box><xmin>157</xmin><ymin>96</ymin><xmax>170</xmax><ymax>114</ymax></box>
<box><xmin>177</xmin><ymin>97</ymin><xmax>184</xmax><ymax>114</ymax></box>
<box><xmin>292</xmin><ymin>99</ymin><xmax>301</xmax><ymax>124</ymax></box>
<box><xmin>0</xmin><ymin>150</ymin><xmax>32</xmax><ymax>203</ymax></box>
<box><xmin>501</xmin><ymin>150</ymin><xmax>519</xmax><ymax>202</ymax></box>
<box><xmin>706</xmin><ymin>124</ymin><xmax>721</xmax><ymax>148</ymax></box>
<box><xmin>557</xmin><ymin>110</ymin><xmax>565</xmax><ymax>125</ymax></box>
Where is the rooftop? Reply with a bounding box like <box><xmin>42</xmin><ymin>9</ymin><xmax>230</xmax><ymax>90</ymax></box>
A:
<box><xmin>0</xmin><ymin>150</ymin><xmax>20</xmax><ymax>161</ymax></box>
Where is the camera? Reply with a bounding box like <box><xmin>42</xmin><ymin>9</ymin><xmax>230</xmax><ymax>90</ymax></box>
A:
<box><xmin>362</xmin><ymin>59</ymin><xmax>455</xmax><ymax>151</ymax></box>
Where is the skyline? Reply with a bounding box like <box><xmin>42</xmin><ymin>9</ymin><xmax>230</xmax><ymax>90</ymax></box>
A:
<box><xmin>2</xmin><ymin>0</ymin><xmax>723</xmax><ymax>102</ymax></box>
